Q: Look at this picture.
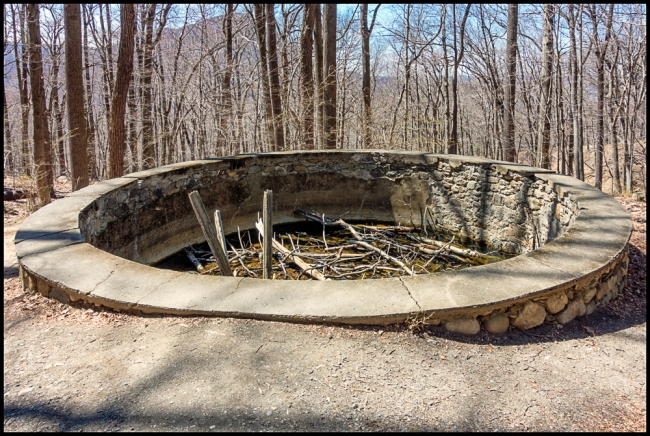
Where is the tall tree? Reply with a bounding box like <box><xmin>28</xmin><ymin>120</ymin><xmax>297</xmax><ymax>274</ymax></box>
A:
<box><xmin>3</xmin><ymin>6</ymin><xmax>13</xmax><ymax>169</ymax></box>
<box><xmin>217</xmin><ymin>4</ymin><xmax>234</xmax><ymax>156</ymax></box>
<box><xmin>11</xmin><ymin>5</ymin><xmax>31</xmax><ymax>175</ymax></box>
<box><xmin>108</xmin><ymin>4</ymin><xmax>136</xmax><ymax>178</ymax></box>
<box><xmin>313</xmin><ymin>5</ymin><xmax>324</xmax><ymax>148</ymax></box>
<box><xmin>565</xmin><ymin>4</ymin><xmax>584</xmax><ymax>180</ymax></box>
<box><xmin>588</xmin><ymin>4</ymin><xmax>614</xmax><ymax>191</ymax></box>
<box><xmin>82</xmin><ymin>4</ymin><xmax>98</xmax><ymax>179</ymax></box>
<box><xmin>265</xmin><ymin>4</ymin><xmax>285</xmax><ymax>151</ymax></box>
<box><xmin>447</xmin><ymin>4</ymin><xmax>471</xmax><ymax>155</ymax></box>
<box><xmin>26</xmin><ymin>4</ymin><xmax>52</xmax><ymax>205</ymax></box>
<box><xmin>606</xmin><ymin>44</ymin><xmax>622</xmax><ymax>194</ymax></box>
<box><xmin>141</xmin><ymin>4</ymin><xmax>172</xmax><ymax>169</ymax></box>
<box><xmin>253</xmin><ymin>4</ymin><xmax>276</xmax><ymax>151</ymax></box>
<box><xmin>536</xmin><ymin>4</ymin><xmax>554</xmax><ymax>169</ymax></box>
<box><xmin>322</xmin><ymin>4</ymin><xmax>337</xmax><ymax>149</ymax></box>
<box><xmin>501</xmin><ymin>4</ymin><xmax>518</xmax><ymax>162</ymax></box>
<box><xmin>64</xmin><ymin>4</ymin><xmax>89</xmax><ymax>191</ymax></box>
<box><xmin>360</xmin><ymin>4</ymin><xmax>380</xmax><ymax>149</ymax></box>
<box><xmin>300</xmin><ymin>4</ymin><xmax>316</xmax><ymax>149</ymax></box>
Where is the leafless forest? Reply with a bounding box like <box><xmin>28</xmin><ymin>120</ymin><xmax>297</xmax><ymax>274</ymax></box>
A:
<box><xmin>3</xmin><ymin>4</ymin><xmax>646</xmax><ymax>206</ymax></box>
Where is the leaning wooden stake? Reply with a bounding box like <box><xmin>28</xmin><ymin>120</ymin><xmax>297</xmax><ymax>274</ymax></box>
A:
<box><xmin>262</xmin><ymin>190</ymin><xmax>273</xmax><ymax>279</ymax></box>
<box><xmin>214</xmin><ymin>210</ymin><xmax>228</xmax><ymax>256</ymax></box>
<box><xmin>188</xmin><ymin>191</ymin><xmax>232</xmax><ymax>276</ymax></box>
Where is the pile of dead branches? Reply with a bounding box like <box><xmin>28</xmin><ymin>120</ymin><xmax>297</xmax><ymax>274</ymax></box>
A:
<box><xmin>183</xmin><ymin>208</ymin><xmax>506</xmax><ymax>281</ymax></box>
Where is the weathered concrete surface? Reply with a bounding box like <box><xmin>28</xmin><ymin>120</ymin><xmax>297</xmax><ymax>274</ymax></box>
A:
<box><xmin>15</xmin><ymin>151</ymin><xmax>632</xmax><ymax>331</ymax></box>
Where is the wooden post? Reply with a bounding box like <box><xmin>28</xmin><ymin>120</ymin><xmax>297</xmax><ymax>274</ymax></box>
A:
<box><xmin>188</xmin><ymin>191</ymin><xmax>232</xmax><ymax>276</ymax></box>
<box><xmin>214</xmin><ymin>210</ymin><xmax>228</xmax><ymax>256</ymax></box>
<box><xmin>262</xmin><ymin>190</ymin><xmax>273</xmax><ymax>279</ymax></box>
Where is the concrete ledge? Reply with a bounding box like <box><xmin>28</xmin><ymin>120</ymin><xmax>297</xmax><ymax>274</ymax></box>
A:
<box><xmin>16</xmin><ymin>151</ymin><xmax>632</xmax><ymax>332</ymax></box>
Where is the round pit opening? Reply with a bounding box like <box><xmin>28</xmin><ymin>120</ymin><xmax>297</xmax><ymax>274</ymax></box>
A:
<box><xmin>15</xmin><ymin>151</ymin><xmax>632</xmax><ymax>333</ymax></box>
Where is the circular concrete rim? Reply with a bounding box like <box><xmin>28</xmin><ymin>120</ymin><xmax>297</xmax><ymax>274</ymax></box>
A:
<box><xmin>15</xmin><ymin>151</ymin><xmax>632</xmax><ymax>325</ymax></box>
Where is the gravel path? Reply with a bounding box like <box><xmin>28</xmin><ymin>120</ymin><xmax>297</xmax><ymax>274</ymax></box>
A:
<box><xmin>4</xmin><ymin>196</ymin><xmax>646</xmax><ymax>432</ymax></box>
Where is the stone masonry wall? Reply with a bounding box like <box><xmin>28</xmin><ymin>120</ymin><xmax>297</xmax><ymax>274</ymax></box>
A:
<box><xmin>439</xmin><ymin>245</ymin><xmax>629</xmax><ymax>334</ymax></box>
<box><xmin>79</xmin><ymin>153</ymin><xmax>578</xmax><ymax>258</ymax></box>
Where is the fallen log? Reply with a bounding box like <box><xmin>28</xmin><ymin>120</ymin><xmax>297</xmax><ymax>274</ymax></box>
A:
<box><xmin>185</xmin><ymin>248</ymin><xmax>206</xmax><ymax>274</ymax></box>
<box><xmin>4</xmin><ymin>188</ymin><xmax>27</xmax><ymax>201</ymax></box>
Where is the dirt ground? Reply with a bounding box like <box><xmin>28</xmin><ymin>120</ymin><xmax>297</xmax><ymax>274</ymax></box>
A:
<box><xmin>3</xmin><ymin>177</ymin><xmax>646</xmax><ymax>432</ymax></box>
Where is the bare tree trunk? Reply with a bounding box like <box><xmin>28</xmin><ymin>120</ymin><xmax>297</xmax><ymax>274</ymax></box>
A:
<box><xmin>27</xmin><ymin>4</ymin><xmax>52</xmax><ymax>205</ymax></box>
<box><xmin>253</xmin><ymin>4</ymin><xmax>275</xmax><ymax>151</ymax></box>
<box><xmin>108</xmin><ymin>4</ymin><xmax>136</xmax><ymax>179</ymax></box>
<box><xmin>403</xmin><ymin>5</ymin><xmax>411</xmax><ymax>150</ymax></box>
<box><xmin>441</xmin><ymin>6</ymin><xmax>450</xmax><ymax>150</ymax></box>
<box><xmin>51</xmin><ymin>85</ymin><xmax>66</xmax><ymax>177</ymax></box>
<box><xmin>607</xmin><ymin>46</ymin><xmax>622</xmax><ymax>194</ymax></box>
<box><xmin>82</xmin><ymin>5</ymin><xmax>97</xmax><ymax>180</ymax></box>
<box><xmin>3</xmin><ymin>75</ymin><xmax>13</xmax><ymax>171</ymax></box>
<box><xmin>64</xmin><ymin>4</ymin><xmax>89</xmax><ymax>191</ymax></box>
<box><xmin>360</xmin><ymin>4</ymin><xmax>379</xmax><ymax>149</ymax></box>
<box><xmin>566</xmin><ymin>5</ymin><xmax>580</xmax><ymax>178</ymax></box>
<box><xmin>266</xmin><ymin>4</ymin><xmax>285</xmax><ymax>151</ymax></box>
<box><xmin>12</xmin><ymin>5</ymin><xmax>31</xmax><ymax>175</ymax></box>
<box><xmin>218</xmin><ymin>4</ymin><xmax>234</xmax><ymax>155</ymax></box>
<box><xmin>447</xmin><ymin>4</ymin><xmax>471</xmax><ymax>155</ymax></box>
<box><xmin>313</xmin><ymin>5</ymin><xmax>324</xmax><ymax>149</ymax></box>
<box><xmin>576</xmin><ymin>5</ymin><xmax>586</xmax><ymax>181</ymax></box>
<box><xmin>536</xmin><ymin>4</ymin><xmax>554</xmax><ymax>169</ymax></box>
<box><xmin>300</xmin><ymin>4</ymin><xmax>316</xmax><ymax>150</ymax></box>
<box><xmin>588</xmin><ymin>4</ymin><xmax>614</xmax><ymax>191</ymax></box>
<box><xmin>555</xmin><ymin>39</ymin><xmax>568</xmax><ymax>175</ymax></box>
<box><xmin>141</xmin><ymin>4</ymin><xmax>156</xmax><ymax>168</ymax></box>
<box><xmin>501</xmin><ymin>4</ymin><xmax>518</xmax><ymax>162</ymax></box>
<box><xmin>322</xmin><ymin>4</ymin><xmax>337</xmax><ymax>149</ymax></box>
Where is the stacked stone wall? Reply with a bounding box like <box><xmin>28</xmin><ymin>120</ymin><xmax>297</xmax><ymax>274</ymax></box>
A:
<box><xmin>79</xmin><ymin>152</ymin><xmax>579</xmax><ymax>259</ymax></box>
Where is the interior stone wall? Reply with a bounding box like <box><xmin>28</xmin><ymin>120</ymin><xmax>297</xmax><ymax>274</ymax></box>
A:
<box><xmin>78</xmin><ymin>152</ymin><xmax>577</xmax><ymax>264</ymax></box>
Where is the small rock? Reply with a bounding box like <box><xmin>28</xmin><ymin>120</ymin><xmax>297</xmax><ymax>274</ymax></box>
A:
<box><xmin>598</xmin><ymin>291</ymin><xmax>612</xmax><ymax>306</ymax></box>
<box><xmin>545</xmin><ymin>292</ymin><xmax>568</xmax><ymax>314</ymax></box>
<box><xmin>582</xmin><ymin>287</ymin><xmax>597</xmax><ymax>304</ymax></box>
<box><xmin>210</xmin><ymin>425</ymin><xmax>216</xmax><ymax>429</ymax></box>
<box><xmin>511</xmin><ymin>302</ymin><xmax>546</xmax><ymax>330</ymax></box>
<box><xmin>584</xmin><ymin>301</ymin><xmax>597</xmax><ymax>316</ymax></box>
<box><xmin>483</xmin><ymin>314</ymin><xmax>509</xmax><ymax>334</ymax></box>
<box><xmin>596</xmin><ymin>283</ymin><xmax>609</xmax><ymax>301</ymax></box>
<box><xmin>555</xmin><ymin>299</ymin><xmax>586</xmax><ymax>324</ymax></box>
<box><xmin>606</xmin><ymin>274</ymin><xmax>619</xmax><ymax>291</ymax></box>
<box><xmin>444</xmin><ymin>318</ymin><xmax>480</xmax><ymax>335</ymax></box>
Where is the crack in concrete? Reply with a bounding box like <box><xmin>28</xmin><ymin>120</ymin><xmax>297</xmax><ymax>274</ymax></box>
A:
<box><xmin>133</xmin><ymin>271</ymin><xmax>186</xmax><ymax>304</ymax></box>
<box><xmin>230</xmin><ymin>277</ymin><xmax>244</xmax><ymax>296</ymax></box>
<box><xmin>89</xmin><ymin>268</ymin><xmax>117</xmax><ymax>295</ymax></box>
<box><xmin>399</xmin><ymin>277</ymin><xmax>421</xmax><ymax>310</ymax></box>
